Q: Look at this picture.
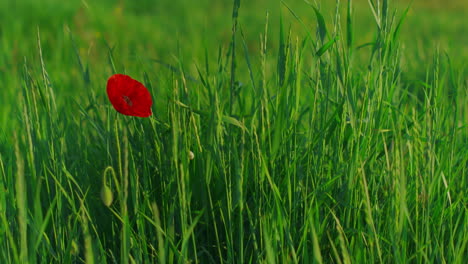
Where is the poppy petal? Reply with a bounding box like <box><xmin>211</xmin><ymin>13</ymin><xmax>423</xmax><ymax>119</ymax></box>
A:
<box><xmin>106</xmin><ymin>74</ymin><xmax>153</xmax><ymax>117</ymax></box>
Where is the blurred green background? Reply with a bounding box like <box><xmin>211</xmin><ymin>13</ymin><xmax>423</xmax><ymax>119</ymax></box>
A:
<box><xmin>2</xmin><ymin>0</ymin><xmax>467</xmax><ymax>64</ymax></box>
<box><xmin>1</xmin><ymin>0</ymin><xmax>466</xmax><ymax>78</ymax></box>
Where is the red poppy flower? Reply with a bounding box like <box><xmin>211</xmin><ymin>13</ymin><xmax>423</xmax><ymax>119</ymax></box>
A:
<box><xmin>106</xmin><ymin>74</ymin><xmax>153</xmax><ymax>117</ymax></box>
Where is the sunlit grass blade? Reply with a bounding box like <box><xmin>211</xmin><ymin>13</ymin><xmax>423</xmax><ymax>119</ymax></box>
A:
<box><xmin>316</xmin><ymin>36</ymin><xmax>339</xmax><ymax>57</ymax></box>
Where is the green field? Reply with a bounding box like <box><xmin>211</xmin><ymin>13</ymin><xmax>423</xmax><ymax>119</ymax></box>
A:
<box><xmin>1</xmin><ymin>0</ymin><xmax>467</xmax><ymax>263</ymax></box>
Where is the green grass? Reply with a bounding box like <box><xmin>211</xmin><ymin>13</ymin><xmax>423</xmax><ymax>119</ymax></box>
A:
<box><xmin>1</xmin><ymin>0</ymin><xmax>467</xmax><ymax>263</ymax></box>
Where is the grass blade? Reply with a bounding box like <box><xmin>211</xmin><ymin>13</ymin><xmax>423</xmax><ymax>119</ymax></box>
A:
<box><xmin>316</xmin><ymin>35</ymin><xmax>339</xmax><ymax>57</ymax></box>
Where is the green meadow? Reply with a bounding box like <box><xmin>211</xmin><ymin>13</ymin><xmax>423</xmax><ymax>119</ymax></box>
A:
<box><xmin>1</xmin><ymin>0</ymin><xmax>467</xmax><ymax>262</ymax></box>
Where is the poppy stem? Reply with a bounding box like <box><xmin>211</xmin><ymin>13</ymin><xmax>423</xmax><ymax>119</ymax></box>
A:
<box><xmin>115</xmin><ymin>118</ymin><xmax>130</xmax><ymax>263</ymax></box>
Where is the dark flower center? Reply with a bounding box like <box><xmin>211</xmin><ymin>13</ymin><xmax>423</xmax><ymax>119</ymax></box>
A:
<box><xmin>123</xmin><ymin>95</ymin><xmax>133</xmax><ymax>106</ymax></box>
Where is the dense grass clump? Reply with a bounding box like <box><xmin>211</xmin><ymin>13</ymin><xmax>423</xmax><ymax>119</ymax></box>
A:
<box><xmin>0</xmin><ymin>0</ymin><xmax>467</xmax><ymax>263</ymax></box>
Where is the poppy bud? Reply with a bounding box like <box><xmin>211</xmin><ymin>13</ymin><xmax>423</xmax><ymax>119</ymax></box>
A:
<box><xmin>101</xmin><ymin>184</ymin><xmax>113</xmax><ymax>207</ymax></box>
<box><xmin>189</xmin><ymin>150</ymin><xmax>195</xmax><ymax>160</ymax></box>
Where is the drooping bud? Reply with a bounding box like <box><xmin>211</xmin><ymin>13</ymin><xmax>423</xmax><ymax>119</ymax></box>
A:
<box><xmin>101</xmin><ymin>184</ymin><xmax>113</xmax><ymax>207</ymax></box>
